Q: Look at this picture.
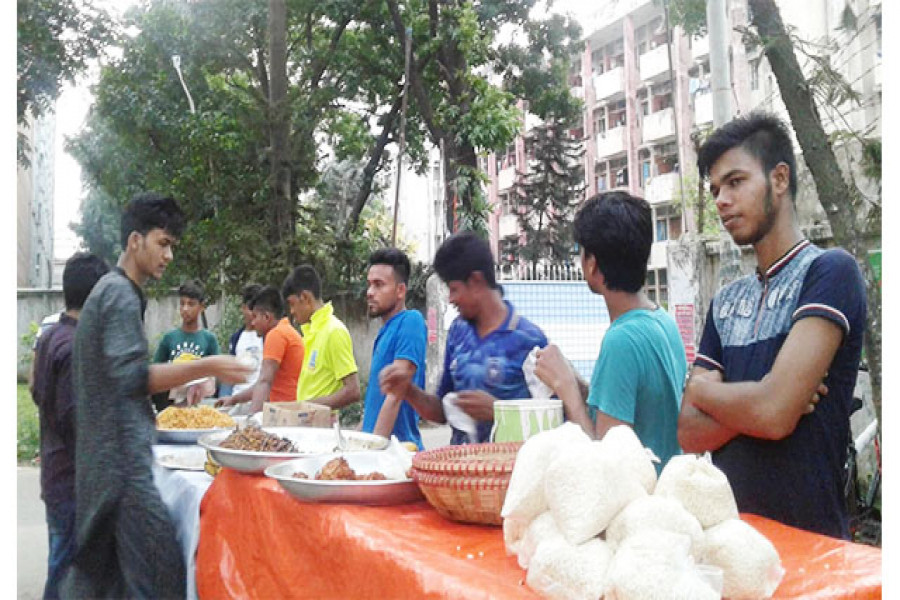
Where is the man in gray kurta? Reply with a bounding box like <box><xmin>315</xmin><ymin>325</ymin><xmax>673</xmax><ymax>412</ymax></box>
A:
<box><xmin>63</xmin><ymin>192</ymin><xmax>250</xmax><ymax>598</ymax></box>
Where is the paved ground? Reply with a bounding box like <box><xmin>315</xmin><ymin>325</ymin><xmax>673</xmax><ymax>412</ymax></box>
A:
<box><xmin>16</xmin><ymin>423</ymin><xmax>452</xmax><ymax>598</ymax></box>
<box><xmin>18</xmin><ymin>466</ymin><xmax>46</xmax><ymax>600</ymax></box>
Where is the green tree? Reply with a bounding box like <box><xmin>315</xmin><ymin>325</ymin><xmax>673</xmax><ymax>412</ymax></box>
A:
<box><xmin>382</xmin><ymin>0</ymin><xmax>582</xmax><ymax>234</ymax></box>
<box><xmin>512</xmin><ymin>118</ymin><xmax>585</xmax><ymax>269</ymax></box>
<box><xmin>17</xmin><ymin>0</ymin><xmax>117</xmax><ymax>165</ymax></box>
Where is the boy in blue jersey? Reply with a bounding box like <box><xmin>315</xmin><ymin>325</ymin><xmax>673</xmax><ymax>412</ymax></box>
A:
<box><xmin>361</xmin><ymin>248</ymin><xmax>427</xmax><ymax>449</ymax></box>
<box><xmin>679</xmin><ymin>112</ymin><xmax>866</xmax><ymax>539</ymax></box>
<box><xmin>534</xmin><ymin>192</ymin><xmax>687</xmax><ymax>470</ymax></box>
<box><xmin>380</xmin><ymin>232</ymin><xmax>548</xmax><ymax>445</ymax></box>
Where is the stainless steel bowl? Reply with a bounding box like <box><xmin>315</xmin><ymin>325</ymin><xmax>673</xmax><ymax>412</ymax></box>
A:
<box><xmin>198</xmin><ymin>426</ymin><xmax>389</xmax><ymax>474</ymax></box>
<box><xmin>265</xmin><ymin>453</ymin><xmax>424</xmax><ymax>505</ymax></box>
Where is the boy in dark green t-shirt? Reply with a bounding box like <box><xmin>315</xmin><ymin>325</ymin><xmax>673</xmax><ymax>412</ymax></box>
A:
<box><xmin>152</xmin><ymin>279</ymin><xmax>221</xmax><ymax>410</ymax></box>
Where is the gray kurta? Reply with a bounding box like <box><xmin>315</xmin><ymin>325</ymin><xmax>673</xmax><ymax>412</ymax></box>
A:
<box><xmin>63</xmin><ymin>268</ymin><xmax>185</xmax><ymax>599</ymax></box>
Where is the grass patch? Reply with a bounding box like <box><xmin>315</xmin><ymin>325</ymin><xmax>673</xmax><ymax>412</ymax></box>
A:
<box><xmin>17</xmin><ymin>383</ymin><xmax>40</xmax><ymax>463</ymax></box>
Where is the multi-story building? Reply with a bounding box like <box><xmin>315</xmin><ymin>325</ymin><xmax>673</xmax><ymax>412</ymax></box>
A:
<box><xmin>17</xmin><ymin>112</ymin><xmax>56</xmax><ymax>289</ymax></box>
<box><xmin>484</xmin><ymin>0</ymin><xmax>881</xmax><ymax>308</ymax></box>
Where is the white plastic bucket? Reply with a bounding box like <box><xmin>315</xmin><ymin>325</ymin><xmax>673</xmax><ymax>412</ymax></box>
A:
<box><xmin>491</xmin><ymin>399</ymin><xmax>563</xmax><ymax>442</ymax></box>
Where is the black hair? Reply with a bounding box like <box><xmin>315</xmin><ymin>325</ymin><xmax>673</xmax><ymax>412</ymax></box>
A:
<box><xmin>433</xmin><ymin>231</ymin><xmax>498</xmax><ymax>289</ymax></box>
<box><xmin>120</xmin><ymin>191</ymin><xmax>186</xmax><ymax>248</ymax></box>
<box><xmin>368</xmin><ymin>247</ymin><xmax>412</xmax><ymax>285</ymax></box>
<box><xmin>178</xmin><ymin>279</ymin><xmax>205</xmax><ymax>303</ymax></box>
<box><xmin>698</xmin><ymin>111</ymin><xmax>798</xmax><ymax>199</ymax></box>
<box><xmin>249</xmin><ymin>285</ymin><xmax>283</xmax><ymax>318</ymax></box>
<box><xmin>63</xmin><ymin>252</ymin><xmax>110</xmax><ymax>311</ymax></box>
<box><xmin>282</xmin><ymin>264</ymin><xmax>322</xmax><ymax>301</ymax></box>
<box><xmin>574</xmin><ymin>191</ymin><xmax>652</xmax><ymax>293</ymax></box>
<box><xmin>241</xmin><ymin>283</ymin><xmax>262</xmax><ymax>306</ymax></box>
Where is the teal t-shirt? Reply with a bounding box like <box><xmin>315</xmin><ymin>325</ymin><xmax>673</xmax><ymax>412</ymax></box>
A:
<box><xmin>587</xmin><ymin>307</ymin><xmax>687</xmax><ymax>471</ymax></box>
<box><xmin>153</xmin><ymin>328</ymin><xmax>221</xmax><ymax>364</ymax></box>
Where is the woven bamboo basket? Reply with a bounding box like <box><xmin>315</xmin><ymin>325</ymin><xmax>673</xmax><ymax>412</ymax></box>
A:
<box><xmin>411</xmin><ymin>442</ymin><xmax>523</xmax><ymax>526</ymax></box>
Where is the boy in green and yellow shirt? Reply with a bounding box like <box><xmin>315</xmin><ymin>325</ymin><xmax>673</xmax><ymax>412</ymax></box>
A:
<box><xmin>283</xmin><ymin>265</ymin><xmax>361</xmax><ymax>409</ymax></box>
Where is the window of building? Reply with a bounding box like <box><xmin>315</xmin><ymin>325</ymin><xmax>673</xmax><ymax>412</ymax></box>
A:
<box><xmin>594</xmin><ymin>108</ymin><xmax>607</xmax><ymax>135</ymax></box>
<box><xmin>645</xmin><ymin>268</ymin><xmax>668</xmax><ymax>308</ymax></box>
<box><xmin>500</xmin><ymin>236</ymin><xmax>519</xmax><ymax>266</ymax></box>
<box><xmin>653</xmin><ymin>204</ymin><xmax>683</xmax><ymax>242</ymax></box>
<box><xmin>500</xmin><ymin>192</ymin><xmax>516</xmax><ymax>216</ymax></box>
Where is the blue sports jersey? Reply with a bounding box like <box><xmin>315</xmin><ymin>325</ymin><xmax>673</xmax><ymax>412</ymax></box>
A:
<box><xmin>361</xmin><ymin>310</ymin><xmax>427</xmax><ymax>450</ymax></box>
<box><xmin>437</xmin><ymin>300</ymin><xmax>548</xmax><ymax>444</ymax></box>
<box><xmin>695</xmin><ymin>240</ymin><xmax>866</xmax><ymax>539</ymax></box>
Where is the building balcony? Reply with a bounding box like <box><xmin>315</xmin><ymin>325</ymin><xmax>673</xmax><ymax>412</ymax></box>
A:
<box><xmin>649</xmin><ymin>240</ymin><xmax>668</xmax><ymax>269</ymax></box>
<box><xmin>498</xmin><ymin>166</ymin><xmax>516</xmax><ymax>190</ymax></box>
<box><xmin>639</xmin><ymin>44</ymin><xmax>670</xmax><ymax>83</ymax></box>
<box><xmin>645</xmin><ymin>172</ymin><xmax>680</xmax><ymax>206</ymax></box>
<box><xmin>642</xmin><ymin>107</ymin><xmax>675</xmax><ymax>143</ymax></box>
<box><xmin>592</xmin><ymin>66</ymin><xmax>624</xmax><ymax>102</ymax></box>
<box><xmin>694</xmin><ymin>91</ymin><xmax>713</xmax><ymax>126</ymax></box>
<box><xmin>595</xmin><ymin>126</ymin><xmax>625</xmax><ymax>159</ymax></box>
<box><xmin>691</xmin><ymin>35</ymin><xmax>709</xmax><ymax>61</ymax></box>
<box><xmin>499</xmin><ymin>214</ymin><xmax>519</xmax><ymax>238</ymax></box>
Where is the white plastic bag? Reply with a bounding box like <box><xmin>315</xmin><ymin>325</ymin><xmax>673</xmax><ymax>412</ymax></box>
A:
<box><xmin>441</xmin><ymin>392</ymin><xmax>477</xmax><ymax>443</ymax></box>
<box><xmin>545</xmin><ymin>441</ymin><xmax>646</xmax><ymax>545</ymax></box>
<box><xmin>501</xmin><ymin>422</ymin><xmax>592</xmax><ymax>522</ymax></box>
<box><xmin>598</xmin><ymin>425</ymin><xmax>659</xmax><ymax>494</ymax></box>
<box><xmin>526</xmin><ymin>536</ymin><xmax>613</xmax><ymax>600</ymax></box>
<box><xmin>700</xmin><ymin>518</ymin><xmax>785</xmax><ymax>599</ymax></box>
<box><xmin>653</xmin><ymin>453</ymin><xmax>738</xmax><ymax>529</ymax></box>
<box><xmin>605</xmin><ymin>494</ymin><xmax>704</xmax><ymax>556</ymax></box>
<box><xmin>523</xmin><ymin>345</ymin><xmax>554</xmax><ymax>399</ymax></box>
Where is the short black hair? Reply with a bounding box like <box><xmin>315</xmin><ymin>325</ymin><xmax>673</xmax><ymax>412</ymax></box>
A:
<box><xmin>120</xmin><ymin>191</ymin><xmax>186</xmax><ymax>248</ymax></box>
<box><xmin>249</xmin><ymin>285</ymin><xmax>283</xmax><ymax>317</ymax></box>
<box><xmin>282</xmin><ymin>264</ymin><xmax>322</xmax><ymax>301</ymax></box>
<box><xmin>178</xmin><ymin>279</ymin><xmax>205</xmax><ymax>303</ymax></box>
<box><xmin>368</xmin><ymin>247</ymin><xmax>411</xmax><ymax>285</ymax></box>
<box><xmin>433</xmin><ymin>231</ymin><xmax>498</xmax><ymax>289</ymax></box>
<box><xmin>241</xmin><ymin>283</ymin><xmax>262</xmax><ymax>306</ymax></box>
<box><xmin>574</xmin><ymin>191</ymin><xmax>652</xmax><ymax>293</ymax></box>
<box><xmin>63</xmin><ymin>252</ymin><xmax>110</xmax><ymax>311</ymax></box>
<box><xmin>698</xmin><ymin>111</ymin><xmax>798</xmax><ymax>199</ymax></box>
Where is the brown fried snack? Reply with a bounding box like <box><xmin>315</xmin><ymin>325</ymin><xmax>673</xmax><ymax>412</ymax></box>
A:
<box><xmin>316</xmin><ymin>456</ymin><xmax>356</xmax><ymax>480</ymax></box>
<box><xmin>219</xmin><ymin>424</ymin><xmax>297</xmax><ymax>452</ymax></box>
<box><xmin>292</xmin><ymin>471</ymin><xmax>309</xmax><ymax>479</ymax></box>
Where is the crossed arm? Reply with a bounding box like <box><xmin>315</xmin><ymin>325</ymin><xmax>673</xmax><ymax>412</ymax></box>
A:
<box><xmin>678</xmin><ymin>316</ymin><xmax>842</xmax><ymax>453</ymax></box>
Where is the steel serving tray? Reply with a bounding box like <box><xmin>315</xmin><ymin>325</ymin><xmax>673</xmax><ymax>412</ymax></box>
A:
<box><xmin>156</xmin><ymin>427</ymin><xmax>232</xmax><ymax>444</ymax></box>
<box><xmin>264</xmin><ymin>452</ymin><xmax>423</xmax><ymax>505</ymax></box>
<box><xmin>198</xmin><ymin>426</ymin><xmax>389</xmax><ymax>474</ymax></box>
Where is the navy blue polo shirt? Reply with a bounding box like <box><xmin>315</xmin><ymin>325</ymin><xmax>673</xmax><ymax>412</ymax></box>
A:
<box><xmin>695</xmin><ymin>240</ymin><xmax>866</xmax><ymax>539</ymax></box>
<box><xmin>437</xmin><ymin>300</ymin><xmax>548</xmax><ymax>445</ymax></box>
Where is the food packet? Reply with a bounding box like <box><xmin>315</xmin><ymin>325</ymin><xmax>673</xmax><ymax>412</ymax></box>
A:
<box><xmin>526</xmin><ymin>536</ymin><xmax>613</xmax><ymax>600</ymax></box>
<box><xmin>699</xmin><ymin>518</ymin><xmax>785</xmax><ymax>600</ymax></box>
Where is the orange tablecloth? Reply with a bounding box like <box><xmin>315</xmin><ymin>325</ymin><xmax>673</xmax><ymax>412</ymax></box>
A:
<box><xmin>196</xmin><ymin>469</ymin><xmax>881</xmax><ymax>599</ymax></box>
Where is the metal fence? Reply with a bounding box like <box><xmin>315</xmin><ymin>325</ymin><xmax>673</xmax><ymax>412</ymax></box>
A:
<box><xmin>499</xmin><ymin>279</ymin><xmax>607</xmax><ymax>382</ymax></box>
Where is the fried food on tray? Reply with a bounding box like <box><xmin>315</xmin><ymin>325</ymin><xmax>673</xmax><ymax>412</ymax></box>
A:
<box><xmin>157</xmin><ymin>405</ymin><xmax>235</xmax><ymax>430</ymax></box>
<box><xmin>219</xmin><ymin>424</ymin><xmax>297</xmax><ymax>452</ymax></box>
<box><xmin>313</xmin><ymin>456</ymin><xmax>388</xmax><ymax>481</ymax></box>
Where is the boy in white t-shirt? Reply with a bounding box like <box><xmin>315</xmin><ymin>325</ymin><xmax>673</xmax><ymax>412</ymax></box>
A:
<box><xmin>222</xmin><ymin>284</ymin><xmax>264</xmax><ymax>408</ymax></box>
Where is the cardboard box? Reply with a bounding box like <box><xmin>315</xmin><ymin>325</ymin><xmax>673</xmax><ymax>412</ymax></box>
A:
<box><xmin>262</xmin><ymin>401</ymin><xmax>333</xmax><ymax>428</ymax></box>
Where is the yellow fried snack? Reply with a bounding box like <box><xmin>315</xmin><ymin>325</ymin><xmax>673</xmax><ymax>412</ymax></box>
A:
<box><xmin>156</xmin><ymin>405</ymin><xmax>235</xmax><ymax>430</ymax></box>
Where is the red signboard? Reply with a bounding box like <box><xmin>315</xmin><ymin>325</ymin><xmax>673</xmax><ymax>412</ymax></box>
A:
<box><xmin>427</xmin><ymin>307</ymin><xmax>438</xmax><ymax>344</ymax></box>
<box><xmin>674</xmin><ymin>304</ymin><xmax>696</xmax><ymax>364</ymax></box>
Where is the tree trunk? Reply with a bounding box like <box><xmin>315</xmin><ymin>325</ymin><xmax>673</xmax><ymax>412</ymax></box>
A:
<box><xmin>748</xmin><ymin>0</ymin><xmax>881</xmax><ymax>425</ymax></box>
<box><xmin>340</xmin><ymin>93</ymin><xmax>403</xmax><ymax>240</ymax></box>
<box><xmin>268</xmin><ymin>0</ymin><xmax>292</xmax><ymax>246</ymax></box>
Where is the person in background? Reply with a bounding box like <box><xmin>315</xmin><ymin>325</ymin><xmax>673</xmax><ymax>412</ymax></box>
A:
<box><xmin>379</xmin><ymin>231</ymin><xmax>548</xmax><ymax>445</ymax></box>
<box><xmin>679</xmin><ymin>112</ymin><xmax>867</xmax><ymax>539</ymax></box>
<box><xmin>151</xmin><ymin>279</ymin><xmax>221</xmax><ymax>410</ymax></box>
<box><xmin>288</xmin><ymin>265</ymin><xmax>361</xmax><ymax>411</ymax></box>
<box><xmin>216</xmin><ymin>285</ymin><xmax>305</xmax><ymax>414</ymax></box>
<box><xmin>31</xmin><ymin>252</ymin><xmax>110</xmax><ymax>600</ymax></box>
<box><xmin>219</xmin><ymin>283</ymin><xmax>264</xmax><ymax>403</ymax></box>
<box><xmin>534</xmin><ymin>192</ymin><xmax>687</xmax><ymax>470</ymax></box>
<box><xmin>64</xmin><ymin>192</ymin><xmax>250</xmax><ymax>598</ymax></box>
<box><xmin>360</xmin><ymin>248</ymin><xmax>426</xmax><ymax>449</ymax></box>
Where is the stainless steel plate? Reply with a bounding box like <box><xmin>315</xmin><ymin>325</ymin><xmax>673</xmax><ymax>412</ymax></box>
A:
<box><xmin>156</xmin><ymin>427</ymin><xmax>231</xmax><ymax>444</ymax></box>
<box><xmin>265</xmin><ymin>453</ymin><xmax>423</xmax><ymax>505</ymax></box>
<box><xmin>198</xmin><ymin>427</ymin><xmax>389</xmax><ymax>474</ymax></box>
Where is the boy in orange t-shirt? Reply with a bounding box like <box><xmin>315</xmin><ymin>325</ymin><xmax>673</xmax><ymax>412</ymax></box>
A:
<box><xmin>217</xmin><ymin>286</ymin><xmax>304</xmax><ymax>413</ymax></box>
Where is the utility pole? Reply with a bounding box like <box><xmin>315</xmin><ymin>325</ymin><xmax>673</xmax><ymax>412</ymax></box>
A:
<box><xmin>391</xmin><ymin>28</ymin><xmax>413</xmax><ymax>246</ymax></box>
<box><xmin>707</xmin><ymin>0</ymin><xmax>732</xmax><ymax>127</ymax></box>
